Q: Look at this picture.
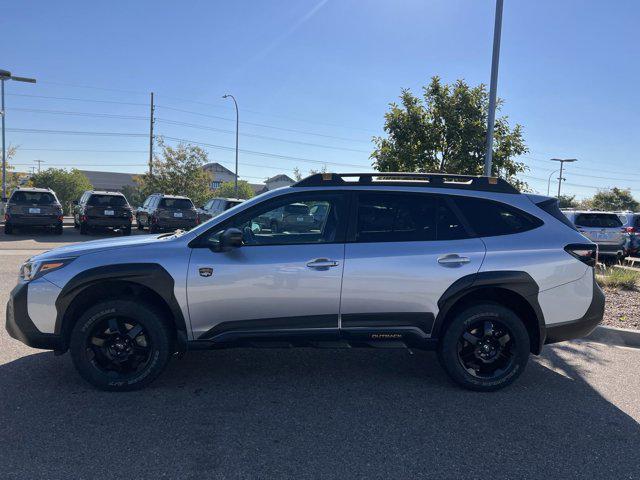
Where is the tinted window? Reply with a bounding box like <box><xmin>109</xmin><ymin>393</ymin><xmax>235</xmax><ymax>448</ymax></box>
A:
<box><xmin>454</xmin><ymin>196</ymin><xmax>543</xmax><ymax>237</ymax></box>
<box><xmin>159</xmin><ymin>198</ymin><xmax>194</xmax><ymax>209</ymax></box>
<box><xmin>10</xmin><ymin>191</ymin><xmax>56</xmax><ymax>205</ymax></box>
<box><xmin>226</xmin><ymin>200</ymin><xmax>242</xmax><ymax>210</ymax></box>
<box><xmin>537</xmin><ymin>198</ymin><xmax>577</xmax><ymax>231</ymax></box>
<box><xmin>203</xmin><ymin>194</ymin><xmax>345</xmax><ymax>247</ymax></box>
<box><xmin>634</xmin><ymin>216</ymin><xmax>640</xmax><ymax>228</ymax></box>
<box><xmin>87</xmin><ymin>194</ymin><xmax>128</xmax><ymax>207</ymax></box>
<box><xmin>574</xmin><ymin>213</ymin><xmax>623</xmax><ymax>228</ymax></box>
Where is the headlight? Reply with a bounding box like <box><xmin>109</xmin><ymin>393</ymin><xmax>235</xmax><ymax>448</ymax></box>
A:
<box><xmin>19</xmin><ymin>258</ymin><xmax>75</xmax><ymax>282</ymax></box>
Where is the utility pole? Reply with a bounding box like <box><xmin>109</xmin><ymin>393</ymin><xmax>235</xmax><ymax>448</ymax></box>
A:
<box><xmin>1</xmin><ymin>69</ymin><xmax>36</xmax><ymax>201</ymax></box>
<box><xmin>149</xmin><ymin>92</ymin><xmax>154</xmax><ymax>176</ymax></box>
<box><xmin>483</xmin><ymin>0</ymin><xmax>504</xmax><ymax>177</ymax></box>
<box><xmin>34</xmin><ymin>159</ymin><xmax>44</xmax><ymax>173</ymax></box>
<box><xmin>223</xmin><ymin>94</ymin><xmax>239</xmax><ymax>197</ymax></box>
<box><xmin>551</xmin><ymin>158</ymin><xmax>577</xmax><ymax>198</ymax></box>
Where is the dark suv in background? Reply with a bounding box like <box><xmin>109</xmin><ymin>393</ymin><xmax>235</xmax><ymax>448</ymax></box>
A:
<box><xmin>73</xmin><ymin>190</ymin><xmax>133</xmax><ymax>235</ymax></box>
<box><xmin>136</xmin><ymin>193</ymin><xmax>198</xmax><ymax>232</ymax></box>
<box><xmin>3</xmin><ymin>187</ymin><xmax>64</xmax><ymax>235</ymax></box>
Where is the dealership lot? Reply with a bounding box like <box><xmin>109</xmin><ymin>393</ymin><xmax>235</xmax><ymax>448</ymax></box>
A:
<box><xmin>1</xmin><ymin>228</ymin><xmax>639</xmax><ymax>479</ymax></box>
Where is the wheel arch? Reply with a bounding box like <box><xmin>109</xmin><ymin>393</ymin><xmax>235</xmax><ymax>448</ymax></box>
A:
<box><xmin>54</xmin><ymin>263</ymin><xmax>188</xmax><ymax>353</ymax></box>
<box><xmin>434</xmin><ymin>271</ymin><xmax>545</xmax><ymax>354</ymax></box>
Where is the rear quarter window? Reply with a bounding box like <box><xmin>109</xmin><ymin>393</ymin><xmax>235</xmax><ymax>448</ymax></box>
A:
<box><xmin>454</xmin><ymin>196</ymin><xmax>543</xmax><ymax>237</ymax></box>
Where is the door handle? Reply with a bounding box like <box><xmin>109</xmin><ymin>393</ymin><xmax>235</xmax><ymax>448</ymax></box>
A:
<box><xmin>306</xmin><ymin>258</ymin><xmax>339</xmax><ymax>269</ymax></box>
<box><xmin>437</xmin><ymin>254</ymin><xmax>471</xmax><ymax>267</ymax></box>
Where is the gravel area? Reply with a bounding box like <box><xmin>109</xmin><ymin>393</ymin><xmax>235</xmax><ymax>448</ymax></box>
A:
<box><xmin>602</xmin><ymin>286</ymin><xmax>640</xmax><ymax>330</ymax></box>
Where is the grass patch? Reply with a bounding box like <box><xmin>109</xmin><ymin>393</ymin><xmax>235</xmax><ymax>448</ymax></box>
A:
<box><xmin>596</xmin><ymin>267</ymin><xmax>640</xmax><ymax>290</ymax></box>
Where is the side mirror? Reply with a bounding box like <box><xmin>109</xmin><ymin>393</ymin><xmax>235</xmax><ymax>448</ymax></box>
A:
<box><xmin>219</xmin><ymin>228</ymin><xmax>243</xmax><ymax>251</ymax></box>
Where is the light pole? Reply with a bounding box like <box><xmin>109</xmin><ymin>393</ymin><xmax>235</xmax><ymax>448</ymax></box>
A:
<box><xmin>483</xmin><ymin>0</ymin><xmax>504</xmax><ymax>177</ymax></box>
<box><xmin>222</xmin><ymin>94</ymin><xmax>239</xmax><ymax>197</ymax></box>
<box><xmin>551</xmin><ymin>158</ymin><xmax>577</xmax><ymax>198</ymax></box>
<box><xmin>1</xmin><ymin>69</ymin><xmax>37</xmax><ymax>201</ymax></box>
<box><xmin>546</xmin><ymin>169</ymin><xmax>559</xmax><ymax>196</ymax></box>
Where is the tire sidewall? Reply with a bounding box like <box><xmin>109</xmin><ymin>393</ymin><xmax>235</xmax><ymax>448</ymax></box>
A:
<box><xmin>70</xmin><ymin>300</ymin><xmax>172</xmax><ymax>391</ymax></box>
<box><xmin>438</xmin><ymin>303</ymin><xmax>530</xmax><ymax>392</ymax></box>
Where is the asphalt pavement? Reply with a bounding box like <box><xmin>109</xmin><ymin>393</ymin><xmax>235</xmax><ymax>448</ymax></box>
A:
<box><xmin>1</xmin><ymin>225</ymin><xmax>639</xmax><ymax>479</ymax></box>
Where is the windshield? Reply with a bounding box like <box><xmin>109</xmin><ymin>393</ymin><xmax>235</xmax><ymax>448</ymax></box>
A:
<box><xmin>575</xmin><ymin>213</ymin><xmax>623</xmax><ymax>228</ymax></box>
<box><xmin>10</xmin><ymin>191</ymin><xmax>56</xmax><ymax>205</ymax></box>
<box><xmin>87</xmin><ymin>194</ymin><xmax>128</xmax><ymax>207</ymax></box>
<box><xmin>159</xmin><ymin>198</ymin><xmax>194</xmax><ymax>209</ymax></box>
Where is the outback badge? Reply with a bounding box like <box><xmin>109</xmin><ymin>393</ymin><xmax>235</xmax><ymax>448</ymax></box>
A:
<box><xmin>199</xmin><ymin>267</ymin><xmax>213</xmax><ymax>277</ymax></box>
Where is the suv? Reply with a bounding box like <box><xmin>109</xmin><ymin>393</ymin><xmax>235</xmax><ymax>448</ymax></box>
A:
<box><xmin>562</xmin><ymin>210</ymin><xmax>626</xmax><ymax>261</ymax></box>
<box><xmin>257</xmin><ymin>202</ymin><xmax>316</xmax><ymax>232</ymax></box>
<box><xmin>136</xmin><ymin>194</ymin><xmax>198</xmax><ymax>232</ymax></box>
<box><xmin>73</xmin><ymin>191</ymin><xmax>133</xmax><ymax>235</ymax></box>
<box><xmin>3</xmin><ymin>187</ymin><xmax>64</xmax><ymax>235</ymax></box>
<box><xmin>616</xmin><ymin>212</ymin><xmax>640</xmax><ymax>256</ymax></box>
<box><xmin>198</xmin><ymin>197</ymin><xmax>243</xmax><ymax>223</ymax></box>
<box><xmin>6</xmin><ymin>173</ymin><xmax>604</xmax><ymax>392</ymax></box>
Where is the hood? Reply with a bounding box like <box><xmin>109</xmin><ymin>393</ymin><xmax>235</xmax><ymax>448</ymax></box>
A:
<box><xmin>33</xmin><ymin>234</ymin><xmax>167</xmax><ymax>261</ymax></box>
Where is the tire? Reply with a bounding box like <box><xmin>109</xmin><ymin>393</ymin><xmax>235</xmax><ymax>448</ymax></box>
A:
<box><xmin>73</xmin><ymin>218</ymin><xmax>79</xmax><ymax>229</ymax></box>
<box><xmin>437</xmin><ymin>303</ymin><xmax>530</xmax><ymax>392</ymax></box>
<box><xmin>70</xmin><ymin>300</ymin><xmax>173</xmax><ymax>391</ymax></box>
<box><xmin>136</xmin><ymin>216</ymin><xmax>144</xmax><ymax>230</ymax></box>
<box><xmin>122</xmin><ymin>226</ymin><xmax>132</xmax><ymax>236</ymax></box>
<box><xmin>149</xmin><ymin>223</ymin><xmax>159</xmax><ymax>234</ymax></box>
<box><xmin>54</xmin><ymin>224</ymin><xmax>63</xmax><ymax>235</ymax></box>
<box><xmin>4</xmin><ymin>224</ymin><xmax>13</xmax><ymax>235</ymax></box>
<box><xmin>79</xmin><ymin>222</ymin><xmax>88</xmax><ymax>235</ymax></box>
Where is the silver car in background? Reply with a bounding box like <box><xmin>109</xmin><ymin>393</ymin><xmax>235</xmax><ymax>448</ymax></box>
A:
<box><xmin>562</xmin><ymin>210</ymin><xmax>626</xmax><ymax>261</ymax></box>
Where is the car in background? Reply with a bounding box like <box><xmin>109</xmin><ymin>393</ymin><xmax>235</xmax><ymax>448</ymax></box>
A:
<box><xmin>256</xmin><ymin>202</ymin><xmax>315</xmax><ymax>233</ymax></box>
<box><xmin>616</xmin><ymin>211</ymin><xmax>640</xmax><ymax>256</ymax></box>
<box><xmin>563</xmin><ymin>210</ymin><xmax>626</xmax><ymax>261</ymax></box>
<box><xmin>197</xmin><ymin>197</ymin><xmax>243</xmax><ymax>223</ymax></box>
<box><xmin>73</xmin><ymin>190</ymin><xmax>133</xmax><ymax>235</ymax></box>
<box><xmin>136</xmin><ymin>193</ymin><xmax>198</xmax><ymax>232</ymax></box>
<box><xmin>3</xmin><ymin>187</ymin><xmax>63</xmax><ymax>235</ymax></box>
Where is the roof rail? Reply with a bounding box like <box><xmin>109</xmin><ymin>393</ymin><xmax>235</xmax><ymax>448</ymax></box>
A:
<box><xmin>293</xmin><ymin>172</ymin><xmax>519</xmax><ymax>194</ymax></box>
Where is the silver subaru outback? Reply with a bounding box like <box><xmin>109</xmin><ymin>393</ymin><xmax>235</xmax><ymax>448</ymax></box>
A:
<box><xmin>6</xmin><ymin>173</ymin><xmax>604</xmax><ymax>392</ymax></box>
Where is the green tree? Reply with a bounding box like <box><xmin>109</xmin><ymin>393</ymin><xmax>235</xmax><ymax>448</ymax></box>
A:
<box><xmin>558</xmin><ymin>194</ymin><xmax>578</xmax><ymax>209</ymax></box>
<box><xmin>372</xmin><ymin>76</ymin><xmax>529</xmax><ymax>190</ymax></box>
<box><xmin>2</xmin><ymin>146</ymin><xmax>26</xmax><ymax>199</ymax></box>
<box><xmin>136</xmin><ymin>138</ymin><xmax>212</xmax><ymax>206</ymax></box>
<box><xmin>120</xmin><ymin>181</ymin><xmax>147</xmax><ymax>208</ymax></box>
<box><xmin>29</xmin><ymin>168</ymin><xmax>92</xmax><ymax>214</ymax></box>
<box><xmin>589</xmin><ymin>188</ymin><xmax>639</xmax><ymax>211</ymax></box>
<box><xmin>213</xmin><ymin>180</ymin><xmax>254</xmax><ymax>200</ymax></box>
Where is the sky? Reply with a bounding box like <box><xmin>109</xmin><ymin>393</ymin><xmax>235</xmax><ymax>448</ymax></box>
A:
<box><xmin>2</xmin><ymin>0</ymin><xmax>639</xmax><ymax>199</ymax></box>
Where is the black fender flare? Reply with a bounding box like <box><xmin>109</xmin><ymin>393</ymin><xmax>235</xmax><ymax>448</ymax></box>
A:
<box><xmin>54</xmin><ymin>263</ymin><xmax>188</xmax><ymax>350</ymax></box>
<box><xmin>433</xmin><ymin>271</ymin><xmax>546</xmax><ymax>353</ymax></box>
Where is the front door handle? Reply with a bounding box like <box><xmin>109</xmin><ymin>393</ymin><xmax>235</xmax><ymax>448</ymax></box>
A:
<box><xmin>306</xmin><ymin>258</ymin><xmax>339</xmax><ymax>269</ymax></box>
<box><xmin>437</xmin><ymin>254</ymin><xmax>471</xmax><ymax>267</ymax></box>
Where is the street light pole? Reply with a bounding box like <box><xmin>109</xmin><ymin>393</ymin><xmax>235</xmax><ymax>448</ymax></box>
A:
<box><xmin>546</xmin><ymin>169</ymin><xmax>559</xmax><ymax>196</ymax></box>
<box><xmin>1</xmin><ymin>69</ymin><xmax>36</xmax><ymax>201</ymax></box>
<box><xmin>551</xmin><ymin>158</ymin><xmax>577</xmax><ymax>198</ymax></box>
<box><xmin>483</xmin><ymin>0</ymin><xmax>504</xmax><ymax>177</ymax></box>
<box><xmin>222</xmin><ymin>94</ymin><xmax>239</xmax><ymax>197</ymax></box>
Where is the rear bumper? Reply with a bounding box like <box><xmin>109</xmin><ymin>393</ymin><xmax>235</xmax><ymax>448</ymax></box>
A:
<box><xmin>544</xmin><ymin>275</ymin><xmax>605</xmax><ymax>345</ymax></box>
<box><xmin>85</xmin><ymin>217</ymin><xmax>132</xmax><ymax>228</ymax></box>
<box><xmin>7</xmin><ymin>215</ymin><xmax>62</xmax><ymax>227</ymax></box>
<box><xmin>597</xmin><ymin>243</ymin><xmax>624</xmax><ymax>256</ymax></box>
<box><xmin>155</xmin><ymin>218</ymin><xmax>197</xmax><ymax>229</ymax></box>
<box><xmin>5</xmin><ymin>282</ymin><xmax>64</xmax><ymax>351</ymax></box>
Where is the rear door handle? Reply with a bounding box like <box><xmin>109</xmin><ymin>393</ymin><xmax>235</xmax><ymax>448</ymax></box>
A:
<box><xmin>437</xmin><ymin>254</ymin><xmax>471</xmax><ymax>267</ymax></box>
<box><xmin>306</xmin><ymin>258</ymin><xmax>339</xmax><ymax>269</ymax></box>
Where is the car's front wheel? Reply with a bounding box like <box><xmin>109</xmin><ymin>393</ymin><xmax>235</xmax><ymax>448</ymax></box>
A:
<box><xmin>70</xmin><ymin>300</ymin><xmax>173</xmax><ymax>391</ymax></box>
<box><xmin>437</xmin><ymin>303</ymin><xmax>530</xmax><ymax>392</ymax></box>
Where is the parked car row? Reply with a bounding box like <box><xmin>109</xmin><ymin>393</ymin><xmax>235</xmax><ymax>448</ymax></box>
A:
<box><xmin>4</xmin><ymin>187</ymin><xmax>246</xmax><ymax>235</ymax></box>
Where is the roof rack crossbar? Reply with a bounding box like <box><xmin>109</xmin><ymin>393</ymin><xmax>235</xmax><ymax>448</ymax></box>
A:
<box><xmin>293</xmin><ymin>172</ymin><xmax>519</xmax><ymax>194</ymax></box>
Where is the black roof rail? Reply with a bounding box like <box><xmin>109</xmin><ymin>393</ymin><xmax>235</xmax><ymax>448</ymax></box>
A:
<box><xmin>292</xmin><ymin>172</ymin><xmax>519</xmax><ymax>194</ymax></box>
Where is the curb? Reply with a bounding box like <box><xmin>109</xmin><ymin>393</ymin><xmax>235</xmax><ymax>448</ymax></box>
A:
<box><xmin>587</xmin><ymin>325</ymin><xmax>640</xmax><ymax>348</ymax></box>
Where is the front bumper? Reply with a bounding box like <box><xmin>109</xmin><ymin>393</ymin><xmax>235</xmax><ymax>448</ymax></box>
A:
<box><xmin>544</xmin><ymin>274</ymin><xmax>605</xmax><ymax>344</ymax></box>
<box><xmin>5</xmin><ymin>282</ymin><xmax>64</xmax><ymax>351</ymax></box>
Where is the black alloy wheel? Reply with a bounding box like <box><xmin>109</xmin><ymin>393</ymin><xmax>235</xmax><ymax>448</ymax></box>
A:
<box><xmin>457</xmin><ymin>319</ymin><xmax>515</xmax><ymax>379</ymax></box>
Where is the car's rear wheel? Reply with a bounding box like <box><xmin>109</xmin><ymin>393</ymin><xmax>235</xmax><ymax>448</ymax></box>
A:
<box><xmin>136</xmin><ymin>216</ymin><xmax>144</xmax><ymax>230</ymax></box>
<box><xmin>79</xmin><ymin>222</ymin><xmax>88</xmax><ymax>235</ymax></box>
<box><xmin>54</xmin><ymin>224</ymin><xmax>63</xmax><ymax>235</ymax></box>
<box><xmin>4</xmin><ymin>223</ymin><xmax>13</xmax><ymax>234</ymax></box>
<box><xmin>70</xmin><ymin>300</ymin><xmax>172</xmax><ymax>391</ymax></box>
<box><xmin>437</xmin><ymin>303</ymin><xmax>530</xmax><ymax>392</ymax></box>
<box><xmin>122</xmin><ymin>226</ymin><xmax>132</xmax><ymax>236</ymax></box>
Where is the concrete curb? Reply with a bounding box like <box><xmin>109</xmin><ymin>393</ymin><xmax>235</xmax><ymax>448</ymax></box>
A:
<box><xmin>587</xmin><ymin>325</ymin><xmax>640</xmax><ymax>348</ymax></box>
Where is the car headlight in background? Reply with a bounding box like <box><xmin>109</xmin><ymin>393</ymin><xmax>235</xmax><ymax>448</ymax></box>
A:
<box><xmin>19</xmin><ymin>258</ymin><xmax>75</xmax><ymax>282</ymax></box>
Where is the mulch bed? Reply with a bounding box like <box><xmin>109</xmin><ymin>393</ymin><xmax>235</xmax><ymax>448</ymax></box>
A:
<box><xmin>602</xmin><ymin>286</ymin><xmax>640</xmax><ymax>331</ymax></box>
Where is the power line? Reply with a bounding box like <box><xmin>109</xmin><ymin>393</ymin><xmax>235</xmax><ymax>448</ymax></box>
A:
<box><xmin>7</xmin><ymin>128</ymin><xmax>147</xmax><ymax>137</ymax></box>
<box><xmin>6</xmin><ymin>93</ymin><xmax>147</xmax><ymax>106</ymax></box>
<box><xmin>11</xmin><ymin>107</ymin><xmax>147</xmax><ymax>120</ymax></box>
<box><xmin>20</xmin><ymin>148</ymin><xmax>147</xmax><ymax>153</ymax></box>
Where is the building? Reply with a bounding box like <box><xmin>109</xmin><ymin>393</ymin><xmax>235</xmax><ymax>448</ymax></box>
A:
<box><xmin>202</xmin><ymin>163</ymin><xmax>237</xmax><ymax>190</ymax></box>
<box><xmin>79</xmin><ymin>170</ymin><xmax>137</xmax><ymax>192</ymax></box>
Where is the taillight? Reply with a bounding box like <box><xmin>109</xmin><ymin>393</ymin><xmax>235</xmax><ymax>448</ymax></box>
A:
<box><xmin>4</xmin><ymin>214</ymin><xmax>9</xmax><ymax>221</ymax></box>
<box><xmin>625</xmin><ymin>227</ymin><xmax>636</xmax><ymax>233</ymax></box>
<box><xmin>565</xmin><ymin>243</ymin><xmax>598</xmax><ymax>267</ymax></box>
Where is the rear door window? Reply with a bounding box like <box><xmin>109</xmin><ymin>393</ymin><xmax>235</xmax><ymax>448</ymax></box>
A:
<box><xmin>454</xmin><ymin>196</ymin><xmax>543</xmax><ymax>237</ymax></box>
<box><xmin>574</xmin><ymin>213</ymin><xmax>623</xmax><ymax>228</ymax></box>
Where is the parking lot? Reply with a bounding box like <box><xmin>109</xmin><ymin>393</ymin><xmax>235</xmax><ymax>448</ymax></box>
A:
<box><xmin>1</xmin><ymin>225</ymin><xmax>639</xmax><ymax>479</ymax></box>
